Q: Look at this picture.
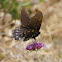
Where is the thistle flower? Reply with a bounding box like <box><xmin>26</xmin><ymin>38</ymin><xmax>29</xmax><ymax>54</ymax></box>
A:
<box><xmin>26</xmin><ymin>41</ymin><xmax>45</xmax><ymax>51</ymax></box>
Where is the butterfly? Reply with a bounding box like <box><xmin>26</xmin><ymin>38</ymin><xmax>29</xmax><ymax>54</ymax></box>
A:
<box><xmin>13</xmin><ymin>7</ymin><xmax>43</xmax><ymax>41</ymax></box>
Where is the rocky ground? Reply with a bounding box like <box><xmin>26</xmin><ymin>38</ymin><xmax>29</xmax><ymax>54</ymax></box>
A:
<box><xmin>0</xmin><ymin>0</ymin><xmax>62</xmax><ymax>62</ymax></box>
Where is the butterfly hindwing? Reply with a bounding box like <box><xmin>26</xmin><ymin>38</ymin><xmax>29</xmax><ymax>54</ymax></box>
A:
<box><xmin>13</xmin><ymin>26</ymin><xmax>27</xmax><ymax>40</ymax></box>
<box><xmin>13</xmin><ymin>26</ymin><xmax>40</xmax><ymax>41</ymax></box>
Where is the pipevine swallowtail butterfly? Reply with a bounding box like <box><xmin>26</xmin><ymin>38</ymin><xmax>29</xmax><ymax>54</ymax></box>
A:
<box><xmin>13</xmin><ymin>7</ymin><xmax>43</xmax><ymax>41</ymax></box>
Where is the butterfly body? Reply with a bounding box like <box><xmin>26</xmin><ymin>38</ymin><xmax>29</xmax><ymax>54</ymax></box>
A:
<box><xmin>13</xmin><ymin>7</ymin><xmax>43</xmax><ymax>41</ymax></box>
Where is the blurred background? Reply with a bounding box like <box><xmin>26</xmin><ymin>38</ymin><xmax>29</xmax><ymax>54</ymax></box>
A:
<box><xmin>0</xmin><ymin>0</ymin><xmax>62</xmax><ymax>62</ymax></box>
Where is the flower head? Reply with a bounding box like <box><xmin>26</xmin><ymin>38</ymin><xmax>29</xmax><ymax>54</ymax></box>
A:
<box><xmin>26</xmin><ymin>41</ymin><xmax>45</xmax><ymax>51</ymax></box>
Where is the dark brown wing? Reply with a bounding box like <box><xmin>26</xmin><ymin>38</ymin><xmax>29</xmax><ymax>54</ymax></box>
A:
<box><xmin>13</xmin><ymin>26</ymin><xmax>39</xmax><ymax>41</ymax></box>
<box><xmin>21</xmin><ymin>7</ymin><xmax>31</xmax><ymax>27</ymax></box>
<box><xmin>28</xmin><ymin>11</ymin><xmax>43</xmax><ymax>30</ymax></box>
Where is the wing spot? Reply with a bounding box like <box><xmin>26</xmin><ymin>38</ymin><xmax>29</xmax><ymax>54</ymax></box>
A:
<box><xmin>16</xmin><ymin>36</ymin><xmax>19</xmax><ymax>38</ymax></box>
<box><xmin>32</xmin><ymin>30</ymin><xmax>34</xmax><ymax>32</ymax></box>
<box><xmin>16</xmin><ymin>33</ymin><xmax>18</xmax><ymax>35</ymax></box>
<box><xmin>24</xmin><ymin>32</ymin><xmax>26</xmax><ymax>34</ymax></box>
<box><xmin>16</xmin><ymin>30</ymin><xmax>19</xmax><ymax>32</ymax></box>
<box><xmin>32</xmin><ymin>35</ymin><xmax>33</xmax><ymax>37</ymax></box>
<box><xmin>21</xmin><ymin>34</ymin><xmax>23</xmax><ymax>36</ymax></box>
<box><xmin>28</xmin><ymin>31</ymin><xmax>30</xmax><ymax>32</ymax></box>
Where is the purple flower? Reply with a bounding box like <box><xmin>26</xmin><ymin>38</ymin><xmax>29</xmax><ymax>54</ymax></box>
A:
<box><xmin>26</xmin><ymin>41</ymin><xmax>45</xmax><ymax>50</ymax></box>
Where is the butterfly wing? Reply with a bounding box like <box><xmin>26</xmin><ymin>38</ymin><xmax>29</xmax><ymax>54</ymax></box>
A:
<box><xmin>24</xmin><ymin>11</ymin><xmax>43</xmax><ymax>41</ymax></box>
<box><xmin>29</xmin><ymin>11</ymin><xmax>43</xmax><ymax>31</ymax></box>
<box><xmin>13</xmin><ymin>8</ymin><xmax>43</xmax><ymax>41</ymax></box>
<box><xmin>13</xmin><ymin>26</ymin><xmax>40</xmax><ymax>41</ymax></box>
<box><xmin>21</xmin><ymin>7</ymin><xmax>31</xmax><ymax>27</ymax></box>
<box><xmin>13</xmin><ymin>26</ymin><xmax>27</xmax><ymax>40</ymax></box>
<box><xmin>21</xmin><ymin>7</ymin><xmax>43</xmax><ymax>31</ymax></box>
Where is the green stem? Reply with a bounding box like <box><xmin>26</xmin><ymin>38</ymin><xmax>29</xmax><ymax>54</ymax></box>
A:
<box><xmin>36</xmin><ymin>51</ymin><xmax>40</xmax><ymax>62</ymax></box>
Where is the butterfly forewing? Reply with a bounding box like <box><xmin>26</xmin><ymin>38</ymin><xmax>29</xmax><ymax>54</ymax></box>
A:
<box><xmin>29</xmin><ymin>11</ymin><xmax>43</xmax><ymax>30</ymax></box>
<box><xmin>21</xmin><ymin>7</ymin><xmax>31</xmax><ymax>27</ymax></box>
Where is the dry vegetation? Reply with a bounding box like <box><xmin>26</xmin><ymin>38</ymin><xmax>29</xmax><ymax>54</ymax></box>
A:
<box><xmin>0</xmin><ymin>0</ymin><xmax>62</xmax><ymax>62</ymax></box>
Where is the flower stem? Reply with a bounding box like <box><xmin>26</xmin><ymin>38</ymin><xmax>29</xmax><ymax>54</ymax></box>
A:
<box><xmin>36</xmin><ymin>51</ymin><xmax>40</xmax><ymax>62</ymax></box>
